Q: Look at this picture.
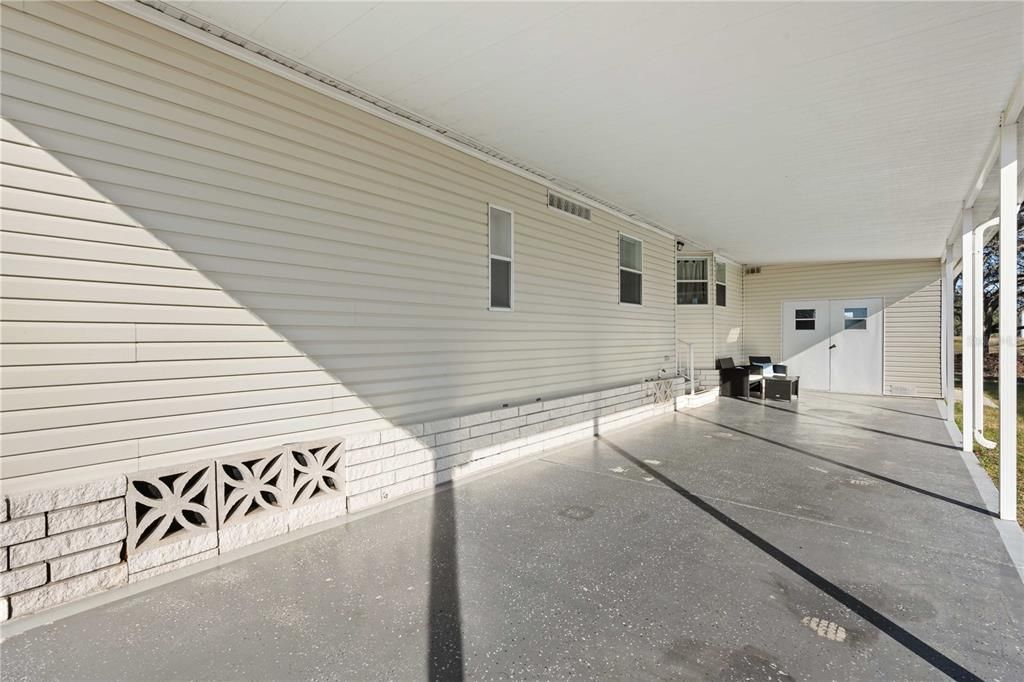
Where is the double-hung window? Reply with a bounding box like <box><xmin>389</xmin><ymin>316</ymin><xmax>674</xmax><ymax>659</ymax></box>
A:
<box><xmin>488</xmin><ymin>205</ymin><xmax>513</xmax><ymax>310</ymax></box>
<box><xmin>676</xmin><ymin>257</ymin><xmax>708</xmax><ymax>305</ymax></box>
<box><xmin>618</xmin><ymin>234</ymin><xmax>643</xmax><ymax>305</ymax></box>
<box><xmin>715</xmin><ymin>262</ymin><xmax>727</xmax><ymax>307</ymax></box>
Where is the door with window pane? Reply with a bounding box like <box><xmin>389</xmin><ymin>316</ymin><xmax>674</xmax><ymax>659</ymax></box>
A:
<box><xmin>828</xmin><ymin>298</ymin><xmax>882</xmax><ymax>394</ymax></box>
<box><xmin>781</xmin><ymin>300</ymin><xmax>831</xmax><ymax>390</ymax></box>
<box><xmin>781</xmin><ymin>298</ymin><xmax>883</xmax><ymax>394</ymax></box>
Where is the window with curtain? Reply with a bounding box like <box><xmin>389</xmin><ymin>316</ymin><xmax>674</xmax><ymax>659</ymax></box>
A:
<box><xmin>677</xmin><ymin>257</ymin><xmax>708</xmax><ymax>305</ymax></box>
<box><xmin>489</xmin><ymin>205</ymin><xmax>513</xmax><ymax>309</ymax></box>
<box><xmin>715</xmin><ymin>261</ymin><xmax>727</xmax><ymax>307</ymax></box>
<box><xmin>619</xmin><ymin>234</ymin><xmax>642</xmax><ymax>305</ymax></box>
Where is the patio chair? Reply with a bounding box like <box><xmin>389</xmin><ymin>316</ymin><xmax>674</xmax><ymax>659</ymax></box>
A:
<box><xmin>747</xmin><ymin>356</ymin><xmax>788</xmax><ymax>378</ymax></box>
<box><xmin>717</xmin><ymin>357</ymin><xmax>763</xmax><ymax>398</ymax></box>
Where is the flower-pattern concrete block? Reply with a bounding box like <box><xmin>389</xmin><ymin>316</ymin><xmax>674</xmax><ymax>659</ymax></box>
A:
<box><xmin>126</xmin><ymin>461</ymin><xmax>215</xmax><ymax>555</ymax></box>
<box><xmin>216</xmin><ymin>448</ymin><xmax>288</xmax><ymax>529</ymax></box>
<box><xmin>288</xmin><ymin>439</ymin><xmax>345</xmax><ymax>508</ymax></box>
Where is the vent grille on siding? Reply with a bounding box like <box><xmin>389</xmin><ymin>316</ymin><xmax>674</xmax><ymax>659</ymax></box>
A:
<box><xmin>548</xmin><ymin>192</ymin><xmax>591</xmax><ymax>220</ymax></box>
<box><xmin>744</xmin><ymin>266</ymin><xmax>762</xmax><ymax>275</ymax></box>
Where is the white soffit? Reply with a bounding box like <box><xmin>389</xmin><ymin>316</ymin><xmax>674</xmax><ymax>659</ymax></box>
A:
<box><xmin>159</xmin><ymin>1</ymin><xmax>1023</xmax><ymax>264</ymax></box>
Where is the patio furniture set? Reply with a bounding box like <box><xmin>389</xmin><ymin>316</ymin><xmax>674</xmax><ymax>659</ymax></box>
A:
<box><xmin>717</xmin><ymin>356</ymin><xmax>800</xmax><ymax>402</ymax></box>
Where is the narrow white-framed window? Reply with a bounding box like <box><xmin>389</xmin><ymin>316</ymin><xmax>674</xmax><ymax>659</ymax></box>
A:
<box><xmin>618</xmin><ymin>233</ymin><xmax>643</xmax><ymax>305</ymax></box>
<box><xmin>488</xmin><ymin>204</ymin><xmax>513</xmax><ymax>310</ymax></box>
<box><xmin>715</xmin><ymin>261</ymin><xmax>727</xmax><ymax>307</ymax></box>
<box><xmin>676</xmin><ymin>257</ymin><xmax>708</xmax><ymax>305</ymax></box>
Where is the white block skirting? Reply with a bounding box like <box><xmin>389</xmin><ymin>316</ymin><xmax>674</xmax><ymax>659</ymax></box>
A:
<box><xmin>0</xmin><ymin>377</ymin><xmax>715</xmax><ymax>624</ymax></box>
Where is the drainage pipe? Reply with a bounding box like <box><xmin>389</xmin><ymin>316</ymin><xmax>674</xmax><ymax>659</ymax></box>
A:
<box><xmin>971</xmin><ymin>217</ymin><xmax>999</xmax><ymax>450</ymax></box>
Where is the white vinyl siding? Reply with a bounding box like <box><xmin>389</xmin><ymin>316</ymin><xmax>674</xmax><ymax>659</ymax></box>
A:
<box><xmin>675</xmin><ymin>252</ymin><xmax>714</xmax><ymax>368</ymax></box>
<box><xmin>0</xmin><ymin>1</ymin><xmax>676</xmax><ymax>485</ymax></box>
<box><xmin>741</xmin><ymin>260</ymin><xmax>941</xmax><ymax>397</ymax></box>
<box><xmin>714</xmin><ymin>261</ymin><xmax>743</xmax><ymax>360</ymax></box>
<box><xmin>676</xmin><ymin>256</ymin><xmax>742</xmax><ymax>370</ymax></box>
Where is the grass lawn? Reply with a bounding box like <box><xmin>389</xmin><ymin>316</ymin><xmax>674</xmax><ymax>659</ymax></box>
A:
<box><xmin>953</xmin><ymin>381</ymin><xmax>1024</xmax><ymax>526</ymax></box>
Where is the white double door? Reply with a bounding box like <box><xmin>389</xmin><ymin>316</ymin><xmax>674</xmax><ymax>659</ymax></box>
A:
<box><xmin>781</xmin><ymin>298</ymin><xmax>883</xmax><ymax>394</ymax></box>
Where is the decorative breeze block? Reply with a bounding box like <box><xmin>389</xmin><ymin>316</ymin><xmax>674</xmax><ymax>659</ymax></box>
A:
<box><xmin>217</xmin><ymin>449</ymin><xmax>288</xmax><ymax>528</ymax></box>
<box><xmin>127</xmin><ymin>461</ymin><xmax>216</xmax><ymax>554</ymax></box>
<box><xmin>289</xmin><ymin>439</ymin><xmax>344</xmax><ymax>507</ymax></box>
<box><xmin>650</xmin><ymin>379</ymin><xmax>673</xmax><ymax>404</ymax></box>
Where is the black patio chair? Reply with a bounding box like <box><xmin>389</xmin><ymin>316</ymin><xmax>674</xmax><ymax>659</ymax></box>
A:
<box><xmin>717</xmin><ymin>357</ymin><xmax>761</xmax><ymax>398</ymax></box>
<box><xmin>748</xmin><ymin>356</ymin><xmax>788</xmax><ymax>377</ymax></box>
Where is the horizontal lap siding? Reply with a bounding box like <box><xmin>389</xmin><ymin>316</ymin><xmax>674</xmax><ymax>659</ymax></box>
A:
<box><xmin>674</xmin><ymin>252</ymin><xmax>714</xmax><ymax>369</ymax></box>
<box><xmin>0</xmin><ymin>2</ymin><xmax>676</xmax><ymax>483</ymax></box>
<box><xmin>741</xmin><ymin>260</ymin><xmax>941</xmax><ymax>397</ymax></box>
<box><xmin>714</xmin><ymin>261</ymin><xmax>743</xmax><ymax>362</ymax></box>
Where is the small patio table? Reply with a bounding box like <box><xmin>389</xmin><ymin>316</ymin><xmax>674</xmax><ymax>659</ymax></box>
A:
<box><xmin>762</xmin><ymin>376</ymin><xmax>799</xmax><ymax>402</ymax></box>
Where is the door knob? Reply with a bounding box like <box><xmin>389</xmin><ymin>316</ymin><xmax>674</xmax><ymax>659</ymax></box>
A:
<box><xmin>829</xmin><ymin>344</ymin><xmax>837</xmax><ymax>350</ymax></box>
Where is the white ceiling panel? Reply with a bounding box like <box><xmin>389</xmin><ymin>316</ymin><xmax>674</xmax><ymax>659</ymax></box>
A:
<box><xmin>349</xmin><ymin>3</ymin><xmax>577</xmax><ymax>98</ymax></box>
<box><xmin>249</xmin><ymin>2</ymin><xmax>378</xmax><ymax>60</ymax></box>
<box><xmin>302</xmin><ymin>3</ymin><xmax>472</xmax><ymax>80</ymax></box>
<box><xmin>171</xmin><ymin>1</ymin><xmax>1023</xmax><ymax>263</ymax></box>
<box><xmin>175</xmin><ymin>0</ymin><xmax>286</xmax><ymax>36</ymax></box>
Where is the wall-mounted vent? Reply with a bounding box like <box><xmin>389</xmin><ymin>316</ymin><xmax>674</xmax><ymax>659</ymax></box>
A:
<box><xmin>548</xmin><ymin>192</ymin><xmax>591</xmax><ymax>220</ymax></box>
<box><xmin>744</xmin><ymin>266</ymin><xmax>762</xmax><ymax>275</ymax></box>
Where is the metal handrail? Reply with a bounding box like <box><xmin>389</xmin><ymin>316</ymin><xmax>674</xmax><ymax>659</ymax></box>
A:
<box><xmin>676</xmin><ymin>338</ymin><xmax>696</xmax><ymax>397</ymax></box>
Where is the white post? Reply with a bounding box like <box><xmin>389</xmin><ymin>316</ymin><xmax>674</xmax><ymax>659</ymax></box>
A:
<box><xmin>973</xmin><ymin>229</ymin><xmax>986</xmax><ymax>430</ymax></box>
<box><xmin>961</xmin><ymin>207</ymin><xmax>975</xmax><ymax>452</ymax></box>
<box><xmin>942</xmin><ymin>251</ymin><xmax>955</xmax><ymax>420</ymax></box>
<box><xmin>688</xmin><ymin>345</ymin><xmax>695</xmax><ymax>397</ymax></box>
<box><xmin>997</xmin><ymin>119</ymin><xmax>1018</xmax><ymax>522</ymax></box>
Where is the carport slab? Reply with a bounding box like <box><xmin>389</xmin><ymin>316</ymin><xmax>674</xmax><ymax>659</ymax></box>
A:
<box><xmin>1</xmin><ymin>393</ymin><xmax>1021</xmax><ymax>680</ymax></box>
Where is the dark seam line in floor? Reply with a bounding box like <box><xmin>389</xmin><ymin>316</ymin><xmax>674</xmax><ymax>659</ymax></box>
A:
<box><xmin>534</xmin><ymin>455</ymin><xmax>1015</xmax><ymax>571</ymax></box>
<box><xmin>684</xmin><ymin>413</ymin><xmax>995</xmax><ymax>517</ymax></box>
<box><xmin>600</xmin><ymin>436</ymin><xmax>984</xmax><ymax>682</ymax></box>
<box><xmin>811</xmin><ymin>396</ymin><xmax>947</xmax><ymax>421</ymax></box>
<box><xmin>737</xmin><ymin>398</ymin><xmax>960</xmax><ymax>450</ymax></box>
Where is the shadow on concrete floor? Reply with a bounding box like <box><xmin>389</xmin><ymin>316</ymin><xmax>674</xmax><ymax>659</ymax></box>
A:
<box><xmin>599</xmin><ymin>436</ymin><xmax>984</xmax><ymax>682</ymax></box>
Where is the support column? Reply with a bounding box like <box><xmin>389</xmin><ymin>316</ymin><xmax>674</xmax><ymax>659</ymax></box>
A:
<box><xmin>961</xmin><ymin>207</ymin><xmax>975</xmax><ymax>451</ymax></box>
<box><xmin>943</xmin><ymin>250</ymin><xmax>955</xmax><ymax>420</ymax></box>
<box><xmin>997</xmin><ymin>118</ymin><xmax>1018</xmax><ymax>522</ymax></box>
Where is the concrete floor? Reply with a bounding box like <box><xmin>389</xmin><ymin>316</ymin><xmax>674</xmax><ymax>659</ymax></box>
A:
<box><xmin>2</xmin><ymin>393</ymin><xmax>1022</xmax><ymax>681</ymax></box>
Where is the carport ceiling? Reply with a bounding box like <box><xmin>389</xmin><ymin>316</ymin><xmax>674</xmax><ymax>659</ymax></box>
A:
<box><xmin>162</xmin><ymin>1</ymin><xmax>1023</xmax><ymax>264</ymax></box>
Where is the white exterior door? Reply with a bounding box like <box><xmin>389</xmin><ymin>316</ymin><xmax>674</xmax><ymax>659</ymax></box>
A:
<box><xmin>781</xmin><ymin>298</ymin><xmax>883</xmax><ymax>394</ymax></box>
<box><xmin>781</xmin><ymin>300</ymin><xmax>831</xmax><ymax>390</ymax></box>
<box><xmin>828</xmin><ymin>298</ymin><xmax>883</xmax><ymax>394</ymax></box>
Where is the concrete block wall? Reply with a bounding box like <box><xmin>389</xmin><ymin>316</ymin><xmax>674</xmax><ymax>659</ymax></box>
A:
<box><xmin>1</xmin><ymin>378</ymin><xmax>716</xmax><ymax>624</ymax></box>
<box><xmin>1</xmin><ymin>438</ymin><xmax>346</xmax><ymax>622</ymax></box>
<box><xmin>345</xmin><ymin>378</ymin><xmax>701</xmax><ymax>511</ymax></box>
<box><xmin>693</xmin><ymin>369</ymin><xmax>719</xmax><ymax>391</ymax></box>
<box><xmin>1</xmin><ymin>477</ymin><xmax>128</xmax><ymax>621</ymax></box>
